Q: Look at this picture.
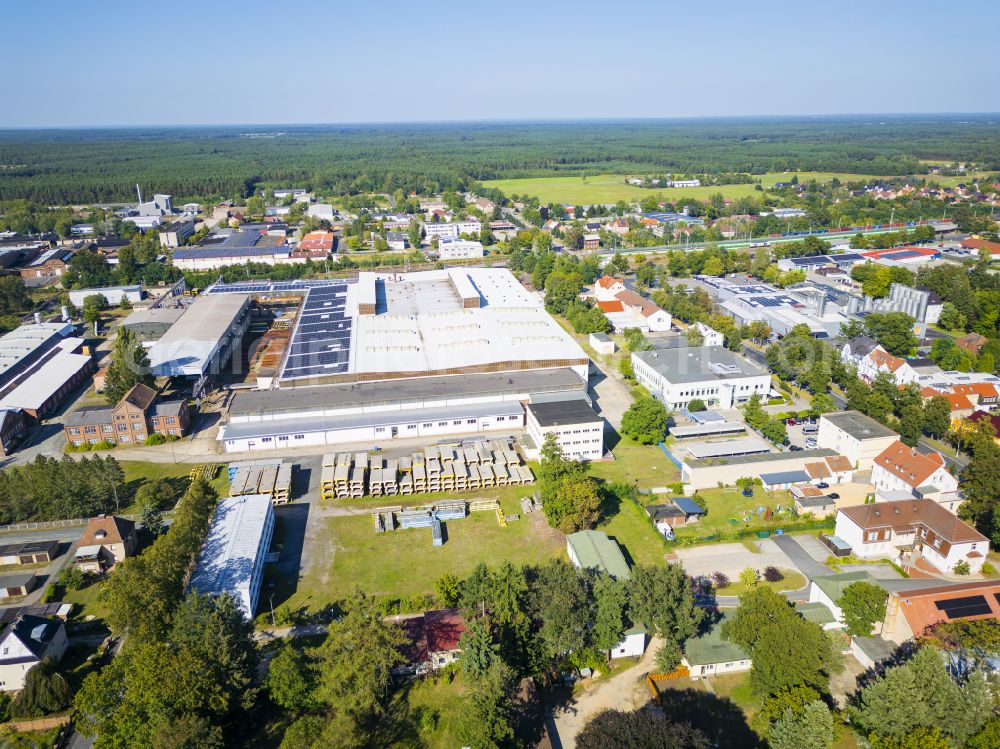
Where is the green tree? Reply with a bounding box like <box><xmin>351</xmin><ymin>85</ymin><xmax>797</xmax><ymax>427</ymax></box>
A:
<box><xmin>922</xmin><ymin>396</ymin><xmax>952</xmax><ymax>439</ymax></box>
<box><xmin>458</xmin><ymin>618</ymin><xmax>498</xmax><ymax>681</ymax></box>
<box><xmin>687</xmin><ymin>398</ymin><xmax>706</xmax><ymax>412</ymax></box>
<box><xmin>458</xmin><ymin>661</ymin><xmax>518</xmax><ymax>749</ymax></box>
<box><xmin>761</xmin><ymin>418</ymin><xmax>787</xmax><ymax>444</ymax></box>
<box><xmin>530</xmin><ymin>559</ymin><xmax>593</xmax><ymax>659</ymax></box>
<box><xmin>739</xmin><ymin>567</ymin><xmax>760</xmax><ymax>589</ymax></box>
<box><xmin>967</xmin><ymin>717</ymin><xmax>1000</xmax><ymax>749</ymax></box>
<box><xmin>316</xmin><ymin>589</ymin><xmax>407</xmax><ymax>723</ymax></box>
<box><xmin>266</xmin><ymin>644</ymin><xmax>316</xmax><ymax>711</ymax></box>
<box><xmin>809</xmin><ymin>393</ymin><xmax>835</xmax><ymax>417</ymax></box>
<box><xmin>838</xmin><ymin>581</ymin><xmax>888</xmax><ymax>636</ymax></box>
<box><xmin>749</xmin><ymin>616</ymin><xmax>834</xmax><ymax>696</ymax></box>
<box><xmin>10</xmin><ymin>658</ymin><xmax>71</xmax><ymax>718</ymax></box>
<box><xmin>545</xmin><ymin>477</ymin><xmax>601</xmax><ymax>534</ymax></box>
<box><xmin>849</xmin><ymin>646</ymin><xmax>992</xmax><ymax>745</ymax></box>
<box><xmin>625</xmin><ymin>564</ymin><xmax>703</xmax><ymax>647</ymax></box>
<box><xmin>937</xmin><ymin>302</ymin><xmax>966</xmax><ymax>331</ymax></box>
<box><xmin>752</xmin><ymin>685</ymin><xmax>821</xmax><ymax>737</ymax></box>
<box><xmin>897</xmin><ymin>404</ymin><xmax>923</xmax><ymax>447</ymax></box>
<box><xmin>0</xmin><ymin>276</ymin><xmax>31</xmax><ymax>315</ymax></box>
<box><xmin>103</xmin><ymin>327</ymin><xmax>155</xmax><ymax>405</ymax></box>
<box><xmin>864</xmin><ymin>312</ymin><xmax>918</xmax><ymax>356</ymax></box>
<box><xmin>621</xmin><ymin>397</ymin><xmax>668</xmax><ymax>445</ymax></box>
<box><xmin>435</xmin><ymin>572</ymin><xmax>462</xmax><ymax>607</ymax></box>
<box><xmin>279</xmin><ymin>716</ymin><xmax>326</xmax><ymax>749</ymax></box>
<box><xmin>768</xmin><ymin>700</ymin><xmax>834</xmax><ymax>749</ymax></box>
<box><xmin>591</xmin><ymin>573</ymin><xmax>627</xmax><ymax>653</ymax></box>
<box><xmin>740</xmin><ymin>393</ymin><xmax>768</xmax><ymax>430</ymax></box>
<box><xmin>577</xmin><ymin>709</ymin><xmax>710</xmax><ymax>749</ymax></box>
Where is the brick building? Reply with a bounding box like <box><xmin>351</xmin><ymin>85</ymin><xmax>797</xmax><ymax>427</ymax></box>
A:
<box><xmin>64</xmin><ymin>383</ymin><xmax>190</xmax><ymax>447</ymax></box>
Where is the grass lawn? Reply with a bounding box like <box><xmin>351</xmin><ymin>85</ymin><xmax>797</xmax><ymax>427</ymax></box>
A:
<box><xmin>597</xmin><ymin>496</ymin><xmax>670</xmax><ymax>567</ymax></box>
<box><xmin>282</xmin><ymin>489</ymin><xmax>565</xmax><ymax>611</ymax></box>
<box><xmin>591</xmin><ymin>437</ymin><xmax>680</xmax><ymax>489</ymax></box>
<box><xmin>63</xmin><ymin>578</ymin><xmax>109</xmax><ymax>621</ymax></box>
<box><xmin>386</xmin><ymin>673</ymin><xmax>468</xmax><ymax>748</ymax></box>
<box><xmin>716</xmin><ymin>569</ymin><xmax>807</xmax><ymax>596</ymax></box>
<box><xmin>118</xmin><ymin>460</ymin><xmax>228</xmax><ymax>513</ymax></box>
<box><xmin>668</xmin><ymin>486</ymin><xmax>797</xmax><ymax>539</ymax></box>
<box><xmin>708</xmin><ymin>672</ymin><xmax>760</xmax><ymax>719</ymax></box>
<box><xmin>482</xmin><ymin>171</ymin><xmax>961</xmax><ymax>207</ymax></box>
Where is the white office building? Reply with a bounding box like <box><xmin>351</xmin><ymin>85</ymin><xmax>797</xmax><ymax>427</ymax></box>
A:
<box><xmin>632</xmin><ymin>347</ymin><xmax>771</xmax><ymax>410</ymax></box>
<box><xmin>816</xmin><ymin>411</ymin><xmax>898</xmax><ymax>470</ymax></box>
<box><xmin>525</xmin><ymin>399</ymin><xmax>604</xmax><ymax>461</ymax></box>
<box><xmin>424</xmin><ymin>221</ymin><xmax>481</xmax><ymax>239</ymax></box>
<box><xmin>436</xmin><ymin>238</ymin><xmax>484</xmax><ymax>259</ymax></box>
<box><xmin>189</xmin><ymin>495</ymin><xmax>275</xmax><ymax>619</ymax></box>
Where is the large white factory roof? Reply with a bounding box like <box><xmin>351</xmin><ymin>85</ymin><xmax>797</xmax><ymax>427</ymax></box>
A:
<box><xmin>188</xmin><ymin>495</ymin><xmax>272</xmax><ymax>617</ymax></box>
<box><xmin>0</xmin><ymin>323</ymin><xmax>76</xmax><ymax>381</ymax></box>
<box><xmin>147</xmin><ymin>294</ymin><xmax>248</xmax><ymax>377</ymax></box>
<box><xmin>348</xmin><ymin>268</ymin><xmax>587</xmax><ymax>380</ymax></box>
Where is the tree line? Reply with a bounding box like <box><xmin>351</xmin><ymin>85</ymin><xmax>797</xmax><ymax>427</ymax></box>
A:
<box><xmin>0</xmin><ymin>455</ymin><xmax>124</xmax><ymax>524</ymax></box>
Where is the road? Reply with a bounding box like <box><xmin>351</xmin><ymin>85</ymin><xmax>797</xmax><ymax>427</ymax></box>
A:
<box><xmin>550</xmin><ymin>637</ymin><xmax>662</xmax><ymax>749</ymax></box>
<box><xmin>771</xmin><ymin>534</ymin><xmax>833</xmax><ymax>579</ymax></box>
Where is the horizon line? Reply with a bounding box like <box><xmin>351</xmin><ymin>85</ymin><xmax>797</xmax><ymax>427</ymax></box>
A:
<box><xmin>2</xmin><ymin>111</ymin><xmax>1000</xmax><ymax>131</ymax></box>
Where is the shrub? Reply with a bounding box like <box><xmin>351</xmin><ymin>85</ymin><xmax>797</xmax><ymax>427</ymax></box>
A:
<box><xmin>93</xmin><ymin>440</ymin><xmax>115</xmax><ymax>450</ymax></box>
<box><xmin>981</xmin><ymin>562</ymin><xmax>995</xmax><ymax>576</ymax></box>
<box><xmin>145</xmin><ymin>433</ymin><xmax>166</xmax><ymax>446</ymax></box>
<box><xmin>763</xmin><ymin>566</ymin><xmax>784</xmax><ymax>583</ymax></box>
<box><xmin>739</xmin><ymin>568</ymin><xmax>760</xmax><ymax>588</ymax></box>
<box><xmin>711</xmin><ymin>571</ymin><xmax>730</xmax><ymax>589</ymax></box>
<box><xmin>953</xmin><ymin>560</ymin><xmax>971</xmax><ymax>576</ymax></box>
<box><xmin>57</xmin><ymin>566</ymin><xmax>88</xmax><ymax>592</ymax></box>
<box><xmin>40</xmin><ymin>584</ymin><xmax>56</xmax><ymax>604</ymax></box>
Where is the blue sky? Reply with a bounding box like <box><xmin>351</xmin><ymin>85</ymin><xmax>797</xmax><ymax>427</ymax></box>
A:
<box><xmin>4</xmin><ymin>0</ymin><xmax>999</xmax><ymax>127</ymax></box>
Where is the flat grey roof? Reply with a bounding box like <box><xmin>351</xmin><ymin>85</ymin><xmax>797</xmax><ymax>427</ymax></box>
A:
<box><xmin>526</xmin><ymin>399</ymin><xmax>600</xmax><ymax>428</ymax></box>
<box><xmin>229</xmin><ymin>367</ymin><xmax>585</xmax><ymax>418</ymax></box>
<box><xmin>633</xmin><ymin>347</ymin><xmax>768</xmax><ymax>384</ymax></box>
<box><xmin>685</xmin><ymin>437</ymin><xmax>771</xmax><ymax>459</ymax></box>
<box><xmin>590</xmin><ymin>332</ymin><xmax>612</xmax><ymax>342</ymax></box>
<box><xmin>222</xmin><ymin>401</ymin><xmax>524</xmax><ymax>442</ymax></box>
<box><xmin>670</xmin><ymin>421</ymin><xmax>746</xmax><ymax>439</ymax></box>
<box><xmin>685</xmin><ymin>447</ymin><xmax>836</xmax><ymax>468</ymax></box>
<box><xmin>760</xmin><ymin>470</ymin><xmax>811</xmax><ymax>485</ymax></box>
<box><xmin>821</xmin><ymin>411</ymin><xmax>897</xmax><ymax>440</ymax></box>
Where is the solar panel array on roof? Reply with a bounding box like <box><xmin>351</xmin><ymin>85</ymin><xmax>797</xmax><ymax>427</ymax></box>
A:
<box><xmin>280</xmin><ymin>283</ymin><xmax>352</xmax><ymax>380</ymax></box>
<box><xmin>207</xmin><ymin>280</ymin><xmax>340</xmax><ymax>295</ymax></box>
<box><xmin>882</xmin><ymin>249</ymin><xmax>925</xmax><ymax>261</ymax></box>
<box><xmin>935</xmin><ymin>595</ymin><xmax>991</xmax><ymax>619</ymax></box>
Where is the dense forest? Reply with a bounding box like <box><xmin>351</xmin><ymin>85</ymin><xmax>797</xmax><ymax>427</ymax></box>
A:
<box><xmin>2</xmin><ymin>116</ymin><xmax>1000</xmax><ymax>204</ymax></box>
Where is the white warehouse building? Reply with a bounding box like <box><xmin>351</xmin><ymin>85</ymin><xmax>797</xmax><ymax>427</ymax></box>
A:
<box><xmin>189</xmin><ymin>494</ymin><xmax>274</xmax><ymax>619</ymax></box>
<box><xmin>632</xmin><ymin>347</ymin><xmax>771</xmax><ymax>410</ymax></box>
<box><xmin>423</xmin><ymin>221</ymin><xmax>481</xmax><ymax>239</ymax></box>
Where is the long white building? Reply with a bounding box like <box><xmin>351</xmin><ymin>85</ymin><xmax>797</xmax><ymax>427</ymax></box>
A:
<box><xmin>423</xmin><ymin>221</ymin><xmax>481</xmax><ymax>239</ymax></box>
<box><xmin>189</xmin><ymin>495</ymin><xmax>274</xmax><ymax>618</ymax></box>
<box><xmin>147</xmin><ymin>294</ymin><xmax>251</xmax><ymax>377</ymax></box>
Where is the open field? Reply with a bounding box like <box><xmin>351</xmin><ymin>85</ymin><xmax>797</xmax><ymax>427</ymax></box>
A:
<box><xmin>483</xmin><ymin>170</ymin><xmax>989</xmax><ymax>205</ymax></box>
<box><xmin>282</xmin><ymin>488</ymin><xmax>565</xmax><ymax>610</ymax></box>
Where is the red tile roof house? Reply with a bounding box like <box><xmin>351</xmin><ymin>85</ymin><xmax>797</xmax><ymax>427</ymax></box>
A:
<box><xmin>834</xmin><ymin>498</ymin><xmax>988</xmax><ymax>575</ymax></box>
<box><xmin>870</xmin><ymin>441</ymin><xmax>961</xmax><ymax>512</ymax></box>
<box><xmin>392</xmin><ymin>609</ymin><xmax>467</xmax><ymax>677</ymax></box>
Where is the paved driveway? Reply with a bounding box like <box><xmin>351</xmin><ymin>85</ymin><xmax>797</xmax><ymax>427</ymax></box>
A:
<box><xmin>674</xmin><ymin>540</ymin><xmax>792</xmax><ymax>580</ymax></box>
<box><xmin>771</xmin><ymin>535</ymin><xmax>832</xmax><ymax>579</ymax></box>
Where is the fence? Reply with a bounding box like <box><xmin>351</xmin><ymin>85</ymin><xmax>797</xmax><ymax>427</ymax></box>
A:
<box><xmin>0</xmin><ymin>714</ymin><xmax>70</xmax><ymax>733</ymax></box>
<box><xmin>656</xmin><ymin>441</ymin><xmax>683</xmax><ymax>470</ymax></box>
<box><xmin>0</xmin><ymin>514</ymin><xmax>140</xmax><ymax>534</ymax></box>
<box><xmin>669</xmin><ymin>517</ymin><xmax>835</xmax><ymax>548</ymax></box>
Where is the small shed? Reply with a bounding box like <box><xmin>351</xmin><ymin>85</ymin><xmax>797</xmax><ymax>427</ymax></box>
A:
<box><xmin>759</xmin><ymin>470</ymin><xmax>812</xmax><ymax>491</ymax></box>
<box><xmin>852</xmin><ymin>636</ymin><xmax>897</xmax><ymax>670</ymax></box>
<box><xmin>589</xmin><ymin>332</ymin><xmax>616</xmax><ymax>356</ymax></box>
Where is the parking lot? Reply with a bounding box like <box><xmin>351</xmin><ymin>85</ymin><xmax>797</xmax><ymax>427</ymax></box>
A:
<box><xmin>785</xmin><ymin>417</ymin><xmax>820</xmax><ymax>450</ymax></box>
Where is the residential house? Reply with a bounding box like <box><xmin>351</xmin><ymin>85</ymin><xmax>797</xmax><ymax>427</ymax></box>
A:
<box><xmin>565</xmin><ymin>530</ymin><xmax>646</xmax><ymax>658</ymax></box>
<box><xmin>583</xmin><ymin>233</ymin><xmax>600</xmax><ymax>250</ymax></box>
<box><xmin>593</xmin><ymin>276</ymin><xmax>627</xmax><ymax>301</ymax></box>
<box><xmin>645</xmin><ymin>498</ymin><xmax>706</xmax><ymax>535</ymax></box>
<box><xmin>683</xmin><ymin>614</ymin><xmax>751</xmax><ymax>678</ymax></box>
<box><xmin>385</xmin><ymin>232</ymin><xmax>408</xmax><ymax>251</ymax></box>
<box><xmin>691</xmin><ymin>322</ymin><xmax>724</xmax><ymax>347</ymax></box>
<box><xmin>605</xmin><ymin>290</ymin><xmax>672</xmax><ymax>333</ymax></box>
<box><xmin>882</xmin><ymin>579</ymin><xmax>1000</xmax><ymax>643</ymax></box>
<box><xmin>0</xmin><ymin>409</ymin><xmax>28</xmax><ymax>457</ymax></box>
<box><xmin>857</xmin><ymin>346</ymin><xmax>919</xmax><ymax>385</ymax></box>
<box><xmin>817</xmin><ymin>411</ymin><xmax>899</xmax><ymax>470</ymax></box>
<box><xmin>605</xmin><ymin>219</ymin><xmax>629</xmax><ymax>236</ymax></box>
<box><xmin>64</xmin><ymin>383</ymin><xmax>190</xmax><ymax>446</ymax></box>
<box><xmin>871</xmin><ymin>441</ymin><xmax>960</xmax><ymax>510</ymax></box>
<box><xmin>395</xmin><ymin>609</ymin><xmax>467</xmax><ymax>676</ymax></box>
<box><xmin>0</xmin><ymin>615</ymin><xmax>68</xmax><ymax>691</ymax></box>
<box><xmin>840</xmin><ymin>336</ymin><xmax>880</xmax><ymax>370</ymax></box>
<box><xmin>73</xmin><ymin>515</ymin><xmax>137</xmax><ymax>572</ymax></box>
<box><xmin>951</xmin><ymin>382</ymin><xmax>999</xmax><ymax>411</ymax></box>
<box><xmin>834</xmin><ymin>499</ymin><xmax>988</xmax><ymax>574</ymax></box>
